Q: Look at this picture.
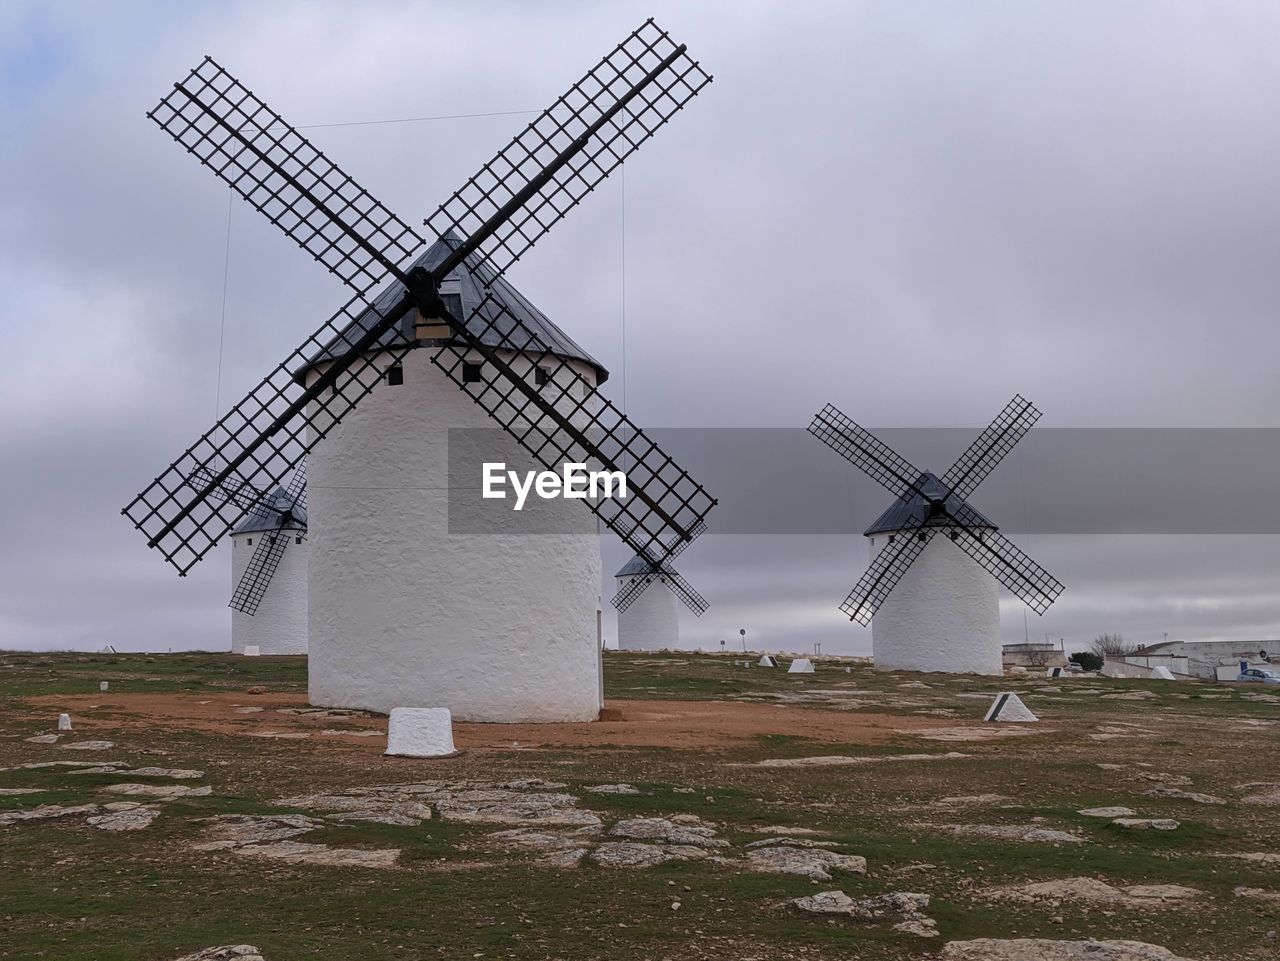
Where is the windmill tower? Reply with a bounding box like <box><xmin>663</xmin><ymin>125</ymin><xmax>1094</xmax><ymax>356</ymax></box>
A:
<box><xmin>123</xmin><ymin>22</ymin><xmax>717</xmax><ymax>723</ymax></box>
<box><xmin>227</xmin><ymin>466</ymin><xmax>308</xmax><ymax>656</ymax></box>
<box><xmin>809</xmin><ymin>396</ymin><xmax>1063</xmax><ymax>675</ymax></box>
<box><xmin>612</xmin><ymin>551</ymin><xmax>708</xmax><ymax>651</ymax></box>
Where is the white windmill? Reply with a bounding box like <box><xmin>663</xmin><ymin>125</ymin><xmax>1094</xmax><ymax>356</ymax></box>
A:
<box><xmin>612</xmin><ymin>553</ymin><xmax>708</xmax><ymax>651</ymax></box>
<box><xmin>123</xmin><ymin>23</ymin><xmax>718</xmax><ymax>722</ymax></box>
<box><xmin>227</xmin><ymin>470</ymin><xmax>308</xmax><ymax>656</ymax></box>
<box><xmin>808</xmin><ymin>396</ymin><xmax>1064</xmax><ymax>675</ymax></box>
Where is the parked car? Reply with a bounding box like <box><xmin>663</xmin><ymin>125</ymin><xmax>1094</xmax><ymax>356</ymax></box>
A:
<box><xmin>1236</xmin><ymin>668</ymin><xmax>1280</xmax><ymax>685</ymax></box>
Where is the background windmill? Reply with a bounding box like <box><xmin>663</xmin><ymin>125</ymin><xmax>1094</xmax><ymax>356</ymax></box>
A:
<box><xmin>122</xmin><ymin>21</ymin><xmax>717</xmax><ymax>721</ymax></box>
<box><xmin>205</xmin><ymin>463</ymin><xmax>309</xmax><ymax>655</ymax></box>
<box><xmin>612</xmin><ymin>540</ymin><xmax>708</xmax><ymax>651</ymax></box>
<box><xmin>808</xmin><ymin>395</ymin><xmax>1063</xmax><ymax>675</ymax></box>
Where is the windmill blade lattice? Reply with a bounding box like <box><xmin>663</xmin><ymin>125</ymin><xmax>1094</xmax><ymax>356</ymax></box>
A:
<box><xmin>123</xmin><ymin>20</ymin><xmax>716</xmax><ymax>575</ymax></box>
<box><xmin>941</xmin><ymin>395</ymin><xmax>1041</xmax><ymax>501</ymax></box>
<box><xmin>612</xmin><ymin>566</ymin><xmax>708</xmax><ymax>617</ymax></box>
<box><xmin>230</xmin><ymin>532</ymin><xmax>294</xmax><ymax>616</ymax></box>
<box><xmin>427</xmin><ymin>19</ymin><xmax>710</xmax><ymax>279</ymax></box>
<box><xmin>808</xmin><ymin>404</ymin><xmax>929</xmax><ymax>499</ymax></box>
<box><xmin>839</xmin><ymin>515</ymin><xmax>932</xmax><ymax>625</ymax></box>
<box><xmin>946</xmin><ymin>505</ymin><xmax>1063</xmax><ymax>614</ymax></box>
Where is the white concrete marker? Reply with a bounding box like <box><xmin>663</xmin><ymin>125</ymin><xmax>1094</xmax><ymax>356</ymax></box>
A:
<box><xmin>757</xmin><ymin>654</ymin><xmax>777</xmax><ymax>668</ymax></box>
<box><xmin>242</xmin><ymin>645</ymin><xmax>261</xmax><ymax>657</ymax></box>
<box><xmin>788</xmin><ymin>658</ymin><xmax>815</xmax><ymax>674</ymax></box>
<box><xmin>99</xmin><ymin>681</ymin><xmax>109</xmax><ymax>692</ymax></box>
<box><xmin>385</xmin><ymin>707</ymin><xmax>457</xmax><ymax>758</ymax></box>
<box><xmin>58</xmin><ymin>713</ymin><xmax>72</xmax><ymax>731</ymax></box>
<box><xmin>1046</xmin><ymin>667</ymin><xmax>1063</xmax><ymax>678</ymax></box>
<box><xmin>1152</xmin><ymin>666</ymin><xmax>1176</xmax><ymax>680</ymax></box>
<box><xmin>984</xmin><ymin>692</ymin><xmax>1038</xmax><ymax>723</ymax></box>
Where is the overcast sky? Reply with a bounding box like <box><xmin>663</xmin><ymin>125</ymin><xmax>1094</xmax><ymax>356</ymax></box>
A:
<box><xmin>4</xmin><ymin>0</ymin><xmax>1280</xmax><ymax>656</ymax></box>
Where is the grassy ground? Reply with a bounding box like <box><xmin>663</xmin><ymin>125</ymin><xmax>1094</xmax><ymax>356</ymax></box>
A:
<box><xmin>1</xmin><ymin>650</ymin><xmax>1278</xmax><ymax>960</ymax></box>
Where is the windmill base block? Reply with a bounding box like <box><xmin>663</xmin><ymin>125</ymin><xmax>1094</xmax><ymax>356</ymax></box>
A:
<box><xmin>385</xmin><ymin>708</ymin><xmax>457</xmax><ymax>758</ymax></box>
<box><xmin>788</xmin><ymin>658</ymin><xmax>815</xmax><ymax>674</ymax></box>
<box><xmin>242</xmin><ymin>646</ymin><xmax>261</xmax><ymax>657</ymax></box>
<box><xmin>984</xmin><ymin>692</ymin><xmax>1038</xmax><ymax>723</ymax></box>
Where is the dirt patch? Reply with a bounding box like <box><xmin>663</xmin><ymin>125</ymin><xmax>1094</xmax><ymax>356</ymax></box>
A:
<box><xmin>26</xmin><ymin>693</ymin><xmax>947</xmax><ymax>752</ymax></box>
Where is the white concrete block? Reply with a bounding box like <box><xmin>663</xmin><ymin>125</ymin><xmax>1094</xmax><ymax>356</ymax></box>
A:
<box><xmin>385</xmin><ymin>707</ymin><xmax>457</xmax><ymax>758</ymax></box>
<box><xmin>1046</xmin><ymin>667</ymin><xmax>1063</xmax><ymax>678</ymax></box>
<box><xmin>99</xmin><ymin>681</ymin><xmax>109</xmax><ymax>692</ymax></box>
<box><xmin>984</xmin><ymin>692</ymin><xmax>1038</xmax><ymax>722</ymax></box>
<box><xmin>58</xmin><ymin>713</ymin><xmax>72</xmax><ymax>731</ymax></box>
<box><xmin>1152</xmin><ymin>666</ymin><xmax>1176</xmax><ymax>680</ymax></box>
<box><xmin>242</xmin><ymin>646</ymin><xmax>261</xmax><ymax>657</ymax></box>
<box><xmin>757</xmin><ymin>655</ymin><xmax>777</xmax><ymax>668</ymax></box>
<box><xmin>788</xmin><ymin>658</ymin><xmax>815</xmax><ymax>674</ymax></box>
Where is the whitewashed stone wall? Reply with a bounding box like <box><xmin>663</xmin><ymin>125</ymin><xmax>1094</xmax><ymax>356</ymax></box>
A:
<box><xmin>230</xmin><ymin>532</ymin><xmax>309</xmax><ymax>655</ymax></box>
<box><xmin>306</xmin><ymin>347</ymin><xmax>604</xmax><ymax>722</ymax></box>
<box><xmin>868</xmin><ymin>529</ymin><xmax>1001</xmax><ymax>675</ymax></box>
<box><xmin>616</xmin><ymin>575</ymin><xmax>680</xmax><ymax>651</ymax></box>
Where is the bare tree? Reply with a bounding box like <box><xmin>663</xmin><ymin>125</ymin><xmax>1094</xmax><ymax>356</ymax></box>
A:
<box><xmin>1091</xmin><ymin>633</ymin><xmax>1135</xmax><ymax>657</ymax></box>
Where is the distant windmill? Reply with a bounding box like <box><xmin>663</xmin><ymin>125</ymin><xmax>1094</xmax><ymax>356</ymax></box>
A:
<box><xmin>122</xmin><ymin>21</ymin><xmax>717</xmax><ymax>720</ymax></box>
<box><xmin>612</xmin><ymin>542</ymin><xmax>708</xmax><ymax>651</ymax></box>
<box><xmin>195</xmin><ymin>463</ymin><xmax>309</xmax><ymax>655</ymax></box>
<box><xmin>808</xmin><ymin>396</ymin><xmax>1063</xmax><ymax>675</ymax></box>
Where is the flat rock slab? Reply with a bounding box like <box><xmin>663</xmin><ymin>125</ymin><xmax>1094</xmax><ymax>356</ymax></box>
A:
<box><xmin>986</xmin><ymin>877</ymin><xmax>1201</xmax><ymax>906</ymax></box>
<box><xmin>923</xmin><ymin>823</ymin><xmax>1084</xmax><ymax>844</ymax></box>
<box><xmin>276</xmin><ymin>792</ymin><xmax>432</xmax><ymax>827</ymax></box>
<box><xmin>793</xmin><ymin>890</ymin><xmax>935</xmax><ymax>937</ymax></box>
<box><xmin>220</xmin><ymin>840</ymin><xmax>400</xmax><ymax>869</ymax></box>
<box><xmin>196</xmin><ymin>814</ymin><xmax>324</xmax><ymax>847</ymax></box>
<box><xmin>1218</xmin><ymin>851</ymin><xmax>1280</xmax><ymax>866</ymax></box>
<box><xmin>1112</xmin><ymin>818</ymin><xmax>1180</xmax><ymax>831</ymax></box>
<box><xmin>172</xmin><ymin>948</ymin><xmax>265</xmax><ymax>961</ymax></box>
<box><xmin>105</xmin><ymin>783</ymin><xmax>212</xmax><ymax>799</ymax></box>
<box><xmin>1234</xmin><ymin>886</ymin><xmax>1280</xmax><ymax>902</ymax></box>
<box><xmin>0</xmin><ymin>788</ymin><xmax>43</xmax><ymax>796</ymax></box>
<box><xmin>744</xmin><ymin>844</ymin><xmax>867</xmax><ymax>881</ymax></box>
<box><xmin>589</xmin><ymin>841</ymin><xmax>711</xmax><ymax>868</ymax></box>
<box><xmin>24</xmin><ymin>734</ymin><xmax>60</xmax><ymax>744</ymax></box>
<box><xmin>940</xmin><ymin>940</ymin><xmax>1196</xmax><ymax>961</ymax></box>
<box><xmin>747</xmin><ymin>752</ymin><xmax>968</xmax><ymax>768</ymax></box>
<box><xmin>88</xmin><ymin>804</ymin><xmax>160</xmax><ymax>832</ymax></box>
<box><xmin>917</xmin><ymin>727</ymin><xmax>1040</xmax><ymax>742</ymax></box>
<box><xmin>609</xmin><ymin>817</ymin><xmax>727</xmax><ymax>848</ymax></box>
<box><xmin>0</xmin><ymin>803</ymin><xmax>98</xmax><ymax>826</ymax></box>
<box><xmin>585</xmin><ymin>783</ymin><xmax>641</xmax><ymax>795</ymax></box>
<box><xmin>1078</xmin><ymin>807</ymin><xmax>1137</xmax><ymax>818</ymax></box>
<box><xmin>62</xmin><ymin>740</ymin><xmax>115</xmax><ymax>751</ymax></box>
<box><xmin>128</xmin><ymin>767</ymin><xmax>205</xmax><ymax>780</ymax></box>
<box><xmin>1142</xmin><ymin>788</ymin><xmax>1225</xmax><ymax>805</ymax></box>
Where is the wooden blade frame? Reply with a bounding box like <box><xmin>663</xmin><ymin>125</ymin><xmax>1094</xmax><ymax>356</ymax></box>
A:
<box><xmin>123</xmin><ymin>20</ymin><xmax>714</xmax><ymax>574</ymax></box>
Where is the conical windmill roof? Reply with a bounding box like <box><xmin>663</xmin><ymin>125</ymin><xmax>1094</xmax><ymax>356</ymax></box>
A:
<box><xmin>298</xmin><ymin>232</ymin><xmax>608</xmax><ymax>382</ymax></box>
<box><xmin>863</xmin><ymin>471</ymin><xmax>997</xmax><ymax>537</ymax></box>
<box><xmin>615</xmin><ymin>554</ymin><xmax>678</xmax><ymax>578</ymax></box>
<box><xmin>233</xmin><ymin>488</ymin><xmax>307</xmax><ymax>535</ymax></box>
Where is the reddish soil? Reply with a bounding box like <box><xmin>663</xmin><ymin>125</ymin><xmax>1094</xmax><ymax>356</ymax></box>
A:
<box><xmin>25</xmin><ymin>692</ymin><xmax>943</xmax><ymax>753</ymax></box>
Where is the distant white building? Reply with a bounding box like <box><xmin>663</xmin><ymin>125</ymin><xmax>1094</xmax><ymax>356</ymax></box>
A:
<box><xmin>614</xmin><ymin>555</ymin><xmax>681</xmax><ymax>651</ymax></box>
<box><xmin>1130</xmin><ymin>639</ymin><xmax>1278</xmax><ymax>680</ymax></box>
<box><xmin>865</xmin><ymin>473</ymin><xmax>1001</xmax><ymax>675</ymax></box>
<box><xmin>229</xmin><ymin>488</ymin><xmax>308</xmax><ymax>656</ymax></box>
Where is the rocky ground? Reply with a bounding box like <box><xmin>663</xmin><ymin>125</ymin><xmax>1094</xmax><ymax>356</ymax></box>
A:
<box><xmin>0</xmin><ymin>650</ymin><xmax>1277</xmax><ymax>960</ymax></box>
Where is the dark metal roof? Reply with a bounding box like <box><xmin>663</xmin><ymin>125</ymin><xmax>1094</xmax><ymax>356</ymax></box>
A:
<box><xmin>863</xmin><ymin>471</ymin><xmax>998</xmax><ymax>536</ymax></box>
<box><xmin>297</xmin><ymin>232</ymin><xmax>608</xmax><ymax>382</ymax></box>
<box><xmin>232</xmin><ymin>488</ymin><xmax>307</xmax><ymax>536</ymax></box>
<box><xmin>616</xmin><ymin>554</ymin><xmax>679</xmax><ymax>578</ymax></box>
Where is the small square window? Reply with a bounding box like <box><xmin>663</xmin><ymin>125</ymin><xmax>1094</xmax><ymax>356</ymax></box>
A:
<box><xmin>247</xmin><ymin>538</ymin><xmax>253</xmax><ymax>546</ymax></box>
<box><xmin>535</xmin><ymin>366</ymin><xmax>550</xmax><ymax>387</ymax></box>
<box><xmin>887</xmin><ymin>535</ymin><xmax>895</xmax><ymax>544</ymax></box>
<box><xmin>295</xmin><ymin>536</ymin><xmax>303</xmax><ymax>545</ymax></box>
<box><xmin>462</xmin><ymin>362</ymin><xmax>483</xmax><ymax>384</ymax></box>
<box><xmin>386</xmin><ymin>365</ymin><xmax>404</xmax><ymax>386</ymax></box>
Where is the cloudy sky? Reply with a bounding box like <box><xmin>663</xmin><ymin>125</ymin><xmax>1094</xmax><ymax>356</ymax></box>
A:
<box><xmin>4</xmin><ymin>0</ymin><xmax>1280</xmax><ymax>656</ymax></box>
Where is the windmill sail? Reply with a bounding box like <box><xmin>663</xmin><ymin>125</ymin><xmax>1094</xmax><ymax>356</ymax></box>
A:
<box><xmin>122</xmin><ymin>20</ymin><xmax>716</xmax><ymax>576</ymax></box>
